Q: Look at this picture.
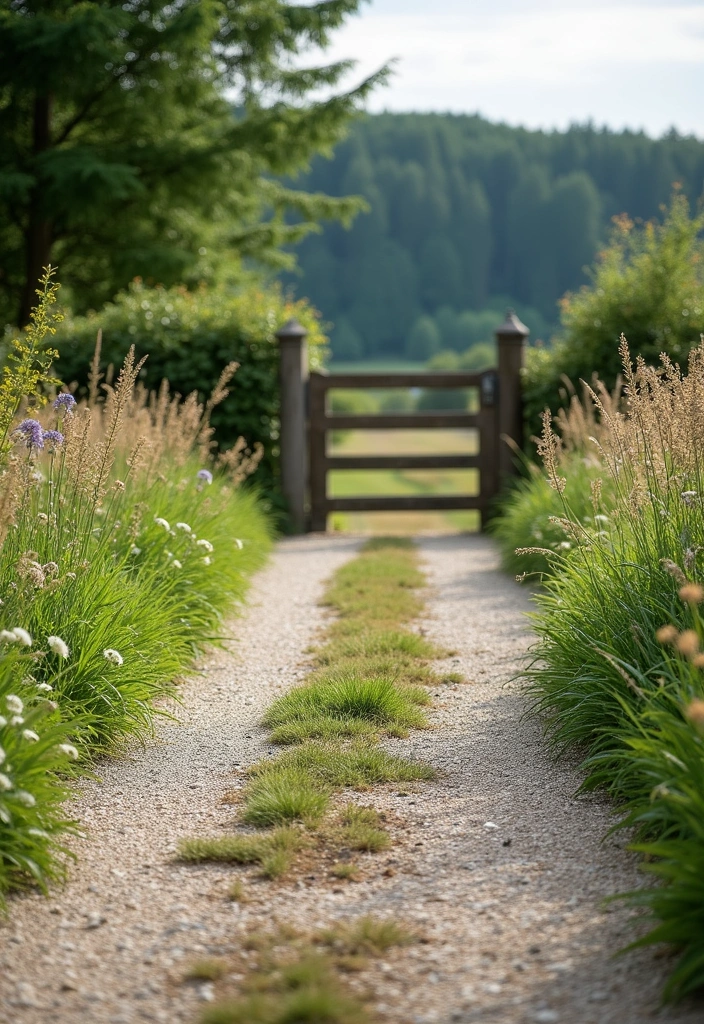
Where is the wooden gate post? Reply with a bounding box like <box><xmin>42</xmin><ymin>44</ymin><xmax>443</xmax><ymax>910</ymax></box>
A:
<box><xmin>276</xmin><ymin>318</ymin><xmax>308</xmax><ymax>533</ymax></box>
<box><xmin>496</xmin><ymin>310</ymin><xmax>529</xmax><ymax>483</ymax></box>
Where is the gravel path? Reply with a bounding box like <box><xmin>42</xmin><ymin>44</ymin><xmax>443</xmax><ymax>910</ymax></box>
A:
<box><xmin>0</xmin><ymin>533</ymin><xmax>701</xmax><ymax>1024</ymax></box>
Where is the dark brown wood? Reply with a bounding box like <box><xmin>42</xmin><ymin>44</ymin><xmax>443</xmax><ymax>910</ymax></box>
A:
<box><xmin>496</xmin><ymin>311</ymin><xmax>529</xmax><ymax>483</ymax></box>
<box><xmin>325</xmin><ymin>454</ymin><xmax>480</xmax><ymax>470</ymax></box>
<box><xmin>19</xmin><ymin>94</ymin><xmax>53</xmax><ymax>326</ymax></box>
<box><xmin>324</xmin><ymin>495</ymin><xmax>482</xmax><ymax>513</ymax></box>
<box><xmin>303</xmin><ymin>359</ymin><xmax>521</xmax><ymax>532</ymax></box>
<box><xmin>308</xmin><ymin>372</ymin><xmax>329</xmax><ymax>532</ymax></box>
<box><xmin>314</xmin><ymin>372</ymin><xmax>483</xmax><ymax>389</ymax></box>
<box><xmin>277</xmin><ymin>320</ymin><xmax>309</xmax><ymax>533</ymax></box>
<box><xmin>324</xmin><ymin>412</ymin><xmax>479</xmax><ymax>430</ymax></box>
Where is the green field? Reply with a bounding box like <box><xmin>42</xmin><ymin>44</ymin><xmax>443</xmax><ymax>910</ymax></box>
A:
<box><xmin>327</xmin><ymin>428</ymin><xmax>480</xmax><ymax>534</ymax></box>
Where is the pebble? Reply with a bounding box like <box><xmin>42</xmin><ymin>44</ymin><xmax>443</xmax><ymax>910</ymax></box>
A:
<box><xmin>534</xmin><ymin>1012</ymin><xmax>559</xmax><ymax>1023</ymax></box>
<box><xmin>14</xmin><ymin>981</ymin><xmax>39</xmax><ymax>1007</ymax></box>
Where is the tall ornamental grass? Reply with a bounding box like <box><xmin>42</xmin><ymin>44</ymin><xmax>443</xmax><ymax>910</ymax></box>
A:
<box><xmin>0</xmin><ymin>271</ymin><xmax>271</xmax><ymax>905</ymax></box>
<box><xmin>520</xmin><ymin>337</ymin><xmax>704</xmax><ymax>1000</ymax></box>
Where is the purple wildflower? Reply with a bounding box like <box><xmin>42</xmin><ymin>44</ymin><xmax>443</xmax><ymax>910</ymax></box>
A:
<box><xmin>15</xmin><ymin>419</ymin><xmax>44</xmax><ymax>450</ymax></box>
<box><xmin>42</xmin><ymin>429</ymin><xmax>64</xmax><ymax>447</ymax></box>
<box><xmin>53</xmin><ymin>393</ymin><xmax>76</xmax><ymax>412</ymax></box>
<box><xmin>196</xmin><ymin>469</ymin><xmax>213</xmax><ymax>485</ymax></box>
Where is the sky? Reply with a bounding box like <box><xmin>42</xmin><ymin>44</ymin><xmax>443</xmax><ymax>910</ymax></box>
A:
<box><xmin>319</xmin><ymin>0</ymin><xmax>704</xmax><ymax>138</ymax></box>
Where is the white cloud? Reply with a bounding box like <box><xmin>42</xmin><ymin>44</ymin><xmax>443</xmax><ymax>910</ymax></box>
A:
<box><xmin>318</xmin><ymin>3</ymin><xmax>704</xmax><ymax>137</ymax></box>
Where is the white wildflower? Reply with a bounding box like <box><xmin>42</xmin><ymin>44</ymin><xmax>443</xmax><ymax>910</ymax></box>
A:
<box><xmin>202</xmin><ymin>556</ymin><xmax>211</xmax><ymax>566</ymax></box>
<box><xmin>6</xmin><ymin>695</ymin><xmax>23</xmax><ymax>715</ymax></box>
<box><xmin>234</xmin><ymin>538</ymin><xmax>243</xmax><ymax>550</ymax></box>
<box><xmin>0</xmin><ymin>716</ymin><xmax>6</xmax><ymax>727</ymax></box>
<box><xmin>172</xmin><ymin>559</ymin><xmax>183</xmax><ymax>570</ymax></box>
<box><xmin>196</xmin><ymin>539</ymin><xmax>213</xmax><ymax>553</ymax></box>
<box><xmin>593</xmin><ymin>514</ymin><xmax>609</xmax><ymax>523</ymax></box>
<box><xmin>0</xmin><ymin>773</ymin><xmax>11</xmax><ymax>792</ymax></box>
<box><xmin>558</xmin><ymin>541</ymin><xmax>572</xmax><ymax>551</ymax></box>
<box><xmin>11</xmin><ymin>628</ymin><xmax>32</xmax><ymax>646</ymax></box>
<box><xmin>15</xmin><ymin>790</ymin><xmax>35</xmax><ymax>807</ymax></box>
<box><xmin>175</xmin><ymin>522</ymin><xmax>191</xmax><ymax>533</ymax></box>
<box><xmin>22</xmin><ymin>729</ymin><xmax>39</xmax><ymax>743</ymax></box>
<box><xmin>165</xmin><ymin>550</ymin><xmax>173</xmax><ymax>560</ymax></box>
<box><xmin>47</xmin><ymin>635</ymin><xmax>69</xmax><ymax>658</ymax></box>
<box><xmin>0</xmin><ymin>630</ymin><xmax>16</xmax><ymax>642</ymax></box>
<box><xmin>103</xmin><ymin>649</ymin><xmax>124</xmax><ymax>666</ymax></box>
<box><xmin>10</xmin><ymin>716</ymin><xmax>24</xmax><ymax>726</ymax></box>
<box><xmin>36</xmin><ymin>683</ymin><xmax>53</xmax><ymax>692</ymax></box>
<box><xmin>58</xmin><ymin>743</ymin><xmax>79</xmax><ymax>760</ymax></box>
<box><xmin>154</xmin><ymin>517</ymin><xmax>170</xmax><ymax>530</ymax></box>
<box><xmin>129</xmin><ymin>546</ymin><xmax>141</xmax><ymax>556</ymax></box>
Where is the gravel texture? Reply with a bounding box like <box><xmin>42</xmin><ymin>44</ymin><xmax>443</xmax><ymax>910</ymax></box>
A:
<box><xmin>1</xmin><ymin>532</ymin><xmax>702</xmax><ymax>1024</ymax></box>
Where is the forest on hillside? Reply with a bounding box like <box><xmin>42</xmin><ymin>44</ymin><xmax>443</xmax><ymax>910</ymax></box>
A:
<box><xmin>282</xmin><ymin>114</ymin><xmax>704</xmax><ymax>360</ymax></box>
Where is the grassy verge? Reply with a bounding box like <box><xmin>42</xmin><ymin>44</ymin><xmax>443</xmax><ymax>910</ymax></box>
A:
<box><xmin>513</xmin><ymin>343</ymin><xmax>704</xmax><ymax>1001</ymax></box>
<box><xmin>0</xmin><ymin>274</ymin><xmax>271</xmax><ymax>906</ymax></box>
<box><xmin>178</xmin><ymin>536</ymin><xmax>445</xmax><ymax>1020</ymax></box>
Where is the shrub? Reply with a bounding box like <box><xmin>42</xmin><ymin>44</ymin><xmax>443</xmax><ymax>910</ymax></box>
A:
<box><xmin>523</xmin><ymin>191</ymin><xmax>704</xmax><ymax>436</ymax></box>
<box><xmin>51</xmin><ymin>281</ymin><xmax>327</xmax><ymax>514</ymax></box>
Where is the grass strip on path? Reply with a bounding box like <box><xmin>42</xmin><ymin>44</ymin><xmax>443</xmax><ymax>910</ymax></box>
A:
<box><xmin>178</xmin><ymin>537</ymin><xmax>445</xmax><ymax>1023</ymax></box>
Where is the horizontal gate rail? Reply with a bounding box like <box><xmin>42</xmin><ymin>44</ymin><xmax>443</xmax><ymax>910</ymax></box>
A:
<box><xmin>312</xmin><ymin>371</ymin><xmax>484</xmax><ymax>389</ymax></box>
<box><xmin>324</xmin><ymin>495</ymin><xmax>484</xmax><ymax>513</ymax></box>
<box><xmin>324</xmin><ymin>454</ymin><xmax>480</xmax><ymax>471</ymax></box>
<box><xmin>321</xmin><ymin>411</ymin><xmax>479</xmax><ymax>430</ymax></box>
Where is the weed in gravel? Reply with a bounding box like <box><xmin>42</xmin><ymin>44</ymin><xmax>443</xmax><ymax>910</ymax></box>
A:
<box><xmin>323</xmin><ymin>541</ymin><xmax>425</xmax><ymax>631</ymax></box>
<box><xmin>227</xmin><ymin>879</ymin><xmax>247</xmax><ymax>902</ymax></box>
<box><xmin>242</xmin><ymin>767</ymin><xmax>330</xmax><ymax>827</ymax></box>
<box><xmin>330</xmin><ymin>861</ymin><xmax>359</xmax><ymax>880</ymax></box>
<box><xmin>339</xmin><ymin>806</ymin><xmax>390</xmax><ymax>852</ymax></box>
<box><xmin>185</xmin><ymin>959</ymin><xmax>228</xmax><ymax>981</ymax></box>
<box><xmin>253</xmin><ymin>741</ymin><xmax>435</xmax><ymax>787</ymax></box>
<box><xmin>177</xmin><ymin>827</ymin><xmax>304</xmax><ymax>872</ymax></box>
<box><xmin>263</xmin><ymin>675</ymin><xmax>428</xmax><ymax>738</ymax></box>
<box><xmin>317</xmin><ymin>629</ymin><xmax>441</xmax><ymax>664</ymax></box>
<box><xmin>317</xmin><ymin>915</ymin><xmax>415</xmax><ymax>955</ymax></box>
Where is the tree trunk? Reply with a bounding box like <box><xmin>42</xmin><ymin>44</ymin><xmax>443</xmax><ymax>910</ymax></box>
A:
<box><xmin>18</xmin><ymin>94</ymin><xmax>53</xmax><ymax>326</ymax></box>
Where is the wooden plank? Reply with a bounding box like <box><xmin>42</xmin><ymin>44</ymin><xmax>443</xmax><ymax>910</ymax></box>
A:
<box><xmin>324</xmin><ymin>495</ymin><xmax>483</xmax><ymax>513</ymax></box>
<box><xmin>325</xmin><ymin>412</ymin><xmax>479</xmax><ymax>430</ymax></box>
<box><xmin>325</xmin><ymin>454</ymin><xmax>480</xmax><ymax>471</ymax></box>
<box><xmin>313</xmin><ymin>371</ymin><xmax>484</xmax><ymax>389</ymax></box>
<box><xmin>308</xmin><ymin>373</ymin><xmax>328</xmax><ymax>532</ymax></box>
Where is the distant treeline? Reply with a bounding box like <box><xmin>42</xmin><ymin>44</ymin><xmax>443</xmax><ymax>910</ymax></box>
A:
<box><xmin>282</xmin><ymin>113</ymin><xmax>704</xmax><ymax>360</ymax></box>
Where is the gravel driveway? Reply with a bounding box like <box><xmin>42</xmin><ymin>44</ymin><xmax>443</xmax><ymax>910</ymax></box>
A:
<box><xmin>0</xmin><ymin>533</ymin><xmax>701</xmax><ymax>1024</ymax></box>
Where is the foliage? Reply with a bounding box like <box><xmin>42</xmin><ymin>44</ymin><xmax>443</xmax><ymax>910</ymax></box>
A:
<box><xmin>521</xmin><ymin>338</ymin><xmax>704</xmax><ymax>998</ymax></box>
<box><xmin>286</xmin><ymin>112</ymin><xmax>704</xmax><ymax>358</ymax></box>
<box><xmin>0</xmin><ymin>277</ymin><xmax>271</xmax><ymax>903</ymax></box>
<box><xmin>52</xmin><ymin>280</ymin><xmax>327</xmax><ymax>510</ymax></box>
<box><xmin>524</xmin><ymin>192</ymin><xmax>704</xmax><ymax>432</ymax></box>
<box><xmin>0</xmin><ymin>0</ymin><xmax>388</xmax><ymax>326</ymax></box>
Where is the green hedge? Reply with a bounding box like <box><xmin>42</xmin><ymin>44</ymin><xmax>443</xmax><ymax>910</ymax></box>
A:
<box><xmin>53</xmin><ymin>282</ymin><xmax>327</xmax><ymax>516</ymax></box>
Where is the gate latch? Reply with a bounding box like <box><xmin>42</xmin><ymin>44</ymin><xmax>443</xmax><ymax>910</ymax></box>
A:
<box><xmin>481</xmin><ymin>371</ymin><xmax>498</xmax><ymax>407</ymax></box>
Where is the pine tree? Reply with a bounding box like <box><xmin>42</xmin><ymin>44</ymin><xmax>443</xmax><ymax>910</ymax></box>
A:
<box><xmin>0</xmin><ymin>0</ymin><xmax>387</xmax><ymax>324</ymax></box>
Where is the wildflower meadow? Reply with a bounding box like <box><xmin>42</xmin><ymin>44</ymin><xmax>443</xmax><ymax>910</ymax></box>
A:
<box><xmin>0</xmin><ymin>270</ymin><xmax>271</xmax><ymax>906</ymax></box>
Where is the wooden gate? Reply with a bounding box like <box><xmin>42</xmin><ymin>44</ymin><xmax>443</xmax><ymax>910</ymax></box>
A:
<box><xmin>276</xmin><ymin>312</ymin><xmax>529</xmax><ymax>533</ymax></box>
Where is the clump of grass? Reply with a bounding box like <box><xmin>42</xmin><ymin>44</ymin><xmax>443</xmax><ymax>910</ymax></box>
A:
<box><xmin>254</xmin><ymin>741</ymin><xmax>434</xmax><ymax>788</ymax></box>
<box><xmin>318</xmin><ymin>916</ymin><xmax>415</xmax><ymax>955</ymax></box>
<box><xmin>317</xmin><ymin>630</ymin><xmax>440</xmax><ymax>664</ymax></box>
<box><xmin>201</xmin><ymin>951</ymin><xmax>370</xmax><ymax>1024</ymax></box>
<box><xmin>323</xmin><ymin>540</ymin><xmax>425</xmax><ymax>631</ymax></box>
<box><xmin>263</xmin><ymin>675</ymin><xmax>429</xmax><ymax>741</ymax></box>
<box><xmin>340</xmin><ymin>806</ymin><xmax>390</xmax><ymax>852</ymax></box>
<box><xmin>330</xmin><ymin>861</ymin><xmax>359</xmax><ymax>881</ymax></box>
<box><xmin>185</xmin><ymin>959</ymin><xmax>228</xmax><ymax>982</ymax></box>
<box><xmin>242</xmin><ymin>767</ymin><xmax>330</xmax><ymax>828</ymax></box>
<box><xmin>227</xmin><ymin>879</ymin><xmax>247</xmax><ymax>903</ymax></box>
<box><xmin>269</xmin><ymin>716</ymin><xmax>376</xmax><ymax>746</ymax></box>
<box><xmin>177</xmin><ymin>826</ymin><xmax>304</xmax><ymax>878</ymax></box>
